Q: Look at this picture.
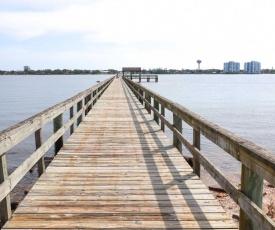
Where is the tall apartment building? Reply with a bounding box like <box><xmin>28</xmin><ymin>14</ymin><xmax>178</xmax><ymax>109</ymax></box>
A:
<box><xmin>24</xmin><ymin>66</ymin><xmax>30</xmax><ymax>72</ymax></box>
<box><xmin>223</xmin><ymin>61</ymin><xmax>240</xmax><ymax>73</ymax></box>
<box><xmin>244</xmin><ymin>61</ymin><xmax>261</xmax><ymax>74</ymax></box>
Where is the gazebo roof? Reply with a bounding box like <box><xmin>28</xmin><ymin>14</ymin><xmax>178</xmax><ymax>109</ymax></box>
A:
<box><xmin>122</xmin><ymin>67</ymin><xmax>141</xmax><ymax>72</ymax></box>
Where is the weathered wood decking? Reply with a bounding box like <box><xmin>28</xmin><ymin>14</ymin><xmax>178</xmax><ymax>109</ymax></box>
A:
<box><xmin>3</xmin><ymin>78</ymin><xmax>237</xmax><ymax>229</ymax></box>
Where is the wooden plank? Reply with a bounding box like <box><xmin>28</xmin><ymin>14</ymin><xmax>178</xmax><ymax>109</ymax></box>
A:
<box><xmin>10</xmin><ymin>212</ymin><xmax>229</xmax><ymax>221</ymax></box>
<box><xmin>3</xmin><ymin>220</ymin><xmax>237</xmax><ymax>229</ymax></box>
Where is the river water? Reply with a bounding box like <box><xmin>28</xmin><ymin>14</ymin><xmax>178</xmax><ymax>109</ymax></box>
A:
<box><xmin>141</xmin><ymin>74</ymin><xmax>275</xmax><ymax>184</ymax></box>
<box><xmin>1</xmin><ymin>74</ymin><xmax>275</xmax><ymax>198</ymax></box>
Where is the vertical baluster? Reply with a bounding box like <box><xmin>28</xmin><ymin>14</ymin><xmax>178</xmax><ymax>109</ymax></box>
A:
<box><xmin>173</xmin><ymin>114</ymin><xmax>182</xmax><ymax>153</ymax></box>
<box><xmin>193</xmin><ymin>129</ymin><xmax>201</xmax><ymax>177</ymax></box>
<box><xmin>77</xmin><ymin>100</ymin><xmax>83</xmax><ymax>126</ymax></box>
<box><xmin>154</xmin><ymin>99</ymin><xmax>159</xmax><ymax>124</ymax></box>
<box><xmin>87</xmin><ymin>94</ymin><xmax>92</xmax><ymax>112</ymax></box>
<box><xmin>161</xmin><ymin>105</ymin><xmax>165</xmax><ymax>131</ymax></box>
<box><xmin>0</xmin><ymin>153</ymin><xmax>12</xmax><ymax>226</ymax></box>
<box><xmin>239</xmin><ymin>166</ymin><xmax>263</xmax><ymax>230</ymax></box>
<box><xmin>84</xmin><ymin>96</ymin><xmax>89</xmax><ymax>116</ymax></box>
<box><xmin>53</xmin><ymin>114</ymin><xmax>64</xmax><ymax>155</ymax></box>
<box><xmin>139</xmin><ymin>89</ymin><xmax>144</xmax><ymax>104</ymax></box>
<box><xmin>93</xmin><ymin>90</ymin><xmax>96</xmax><ymax>105</ymax></box>
<box><xmin>145</xmin><ymin>92</ymin><xmax>151</xmax><ymax>114</ymax></box>
<box><xmin>70</xmin><ymin>106</ymin><xmax>74</xmax><ymax>135</ymax></box>
<box><xmin>35</xmin><ymin>129</ymin><xmax>44</xmax><ymax>176</ymax></box>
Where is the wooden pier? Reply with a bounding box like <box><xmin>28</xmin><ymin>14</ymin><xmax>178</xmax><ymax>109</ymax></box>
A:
<box><xmin>1</xmin><ymin>77</ymin><xmax>274</xmax><ymax>229</ymax></box>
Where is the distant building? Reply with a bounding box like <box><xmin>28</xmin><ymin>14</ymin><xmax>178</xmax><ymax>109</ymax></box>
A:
<box><xmin>223</xmin><ymin>61</ymin><xmax>240</xmax><ymax>73</ymax></box>
<box><xmin>24</xmin><ymin>66</ymin><xmax>30</xmax><ymax>72</ymax></box>
<box><xmin>244</xmin><ymin>61</ymin><xmax>261</xmax><ymax>74</ymax></box>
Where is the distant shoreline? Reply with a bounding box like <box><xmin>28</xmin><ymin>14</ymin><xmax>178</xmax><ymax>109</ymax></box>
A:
<box><xmin>1</xmin><ymin>68</ymin><xmax>275</xmax><ymax>75</ymax></box>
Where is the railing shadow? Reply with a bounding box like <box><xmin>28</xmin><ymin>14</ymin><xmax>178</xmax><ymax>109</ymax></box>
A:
<box><xmin>121</xmin><ymin>80</ymin><xmax>215</xmax><ymax>229</ymax></box>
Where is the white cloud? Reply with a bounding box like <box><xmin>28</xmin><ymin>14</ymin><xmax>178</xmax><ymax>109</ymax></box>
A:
<box><xmin>0</xmin><ymin>0</ymin><xmax>275</xmax><ymax>69</ymax></box>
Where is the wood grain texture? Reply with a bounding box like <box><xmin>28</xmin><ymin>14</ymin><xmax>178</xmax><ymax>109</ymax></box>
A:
<box><xmin>3</xmin><ymin>78</ymin><xmax>237</xmax><ymax>229</ymax></box>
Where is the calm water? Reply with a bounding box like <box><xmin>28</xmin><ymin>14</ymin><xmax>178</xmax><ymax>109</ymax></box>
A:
<box><xmin>0</xmin><ymin>75</ymin><xmax>110</xmax><ymax>172</ymax></box>
<box><xmin>1</xmin><ymin>74</ymin><xmax>275</xmax><ymax>183</ymax></box>
<box><xmin>141</xmin><ymin>74</ymin><xmax>275</xmax><ymax>182</ymax></box>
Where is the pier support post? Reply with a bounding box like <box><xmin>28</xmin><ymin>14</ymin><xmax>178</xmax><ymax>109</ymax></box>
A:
<box><xmin>161</xmin><ymin>105</ymin><xmax>165</xmax><ymax>131</ymax></box>
<box><xmin>70</xmin><ymin>106</ymin><xmax>74</xmax><ymax>135</ymax></box>
<box><xmin>0</xmin><ymin>154</ymin><xmax>11</xmax><ymax>227</ymax></box>
<box><xmin>173</xmin><ymin>114</ymin><xmax>182</xmax><ymax>153</ymax></box>
<box><xmin>53</xmin><ymin>114</ymin><xmax>64</xmax><ymax>155</ymax></box>
<box><xmin>145</xmin><ymin>92</ymin><xmax>151</xmax><ymax>114</ymax></box>
<box><xmin>239</xmin><ymin>166</ymin><xmax>263</xmax><ymax>230</ymax></box>
<box><xmin>35</xmin><ymin>128</ymin><xmax>45</xmax><ymax>176</ymax></box>
<box><xmin>77</xmin><ymin>100</ymin><xmax>83</xmax><ymax>126</ymax></box>
<box><xmin>193</xmin><ymin>129</ymin><xmax>201</xmax><ymax>177</ymax></box>
<box><xmin>154</xmin><ymin>99</ymin><xmax>159</xmax><ymax>124</ymax></box>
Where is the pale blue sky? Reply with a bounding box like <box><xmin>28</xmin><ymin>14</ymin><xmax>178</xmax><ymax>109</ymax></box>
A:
<box><xmin>0</xmin><ymin>0</ymin><xmax>275</xmax><ymax>70</ymax></box>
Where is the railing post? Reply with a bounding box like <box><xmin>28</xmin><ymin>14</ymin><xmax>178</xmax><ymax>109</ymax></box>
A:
<box><xmin>96</xmin><ymin>88</ymin><xmax>99</xmax><ymax>101</ymax></box>
<box><xmin>193</xmin><ymin>129</ymin><xmax>201</xmax><ymax>177</ymax></box>
<box><xmin>0</xmin><ymin>153</ymin><xmax>12</xmax><ymax>227</ymax></box>
<box><xmin>173</xmin><ymin>114</ymin><xmax>182</xmax><ymax>153</ymax></box>
<box><xmin>53</xmin><ymin>114</ymin><xmax>64</xmax><ymax>155</ymax></box>
<box><xmin>77</xmin><ymin>99</ymin><xmax>83</xmax><ymax>126</ymax></box>
<box><xmin>35</xmin><ymin>128</ymin><xmax>45</xmax><ymax>176</ymax></box>
<box><xmin>87</xmin><ymin>94</ymin><xmax>92</xmax><ymax>112</ymax></box>
<box><xmin>239</xmin><ymin>165</ymin><xmax>263</xmax><ymax>230</ymax></box>
<box><xmin>145</xmin><ymin>91</ymin><xmax>151</xmax><ymax>114</ymax></box>
<box><xmin>154</xmin><ymin>99</ymin><xmax>159</xmax><ymax>124</ymax></box>
<box><xmin>97</xmin><ymin>87</ymin><xmax>101</xmax><ymax>99</ymax></box>
<box><xmin>139</xmin><ymin>89</ymin><xmax>144</xmax><ymax>104</ymax></box>
<box><xmin>161</xmin><ymin>105</ymin><xmax>165</xmax><ymax>131</ymax></box>
<box><xmin>70</xmin><ymin>106</ymin><xmax>74</xmax><ymax>135</ymax></box>
<box><xmin>92</xmin><ymin>91</ymin><xmax>96</xmax><ymax>105</ymax></box>
<box><xmin>84</xmin><ymin>96</ymin><xmax>89</xmax><ymax>116</ymax></box>
<box><xmin>135</xmin><ymin>86</ymin><xmax>139</xmax><ymax>98</ymax></box>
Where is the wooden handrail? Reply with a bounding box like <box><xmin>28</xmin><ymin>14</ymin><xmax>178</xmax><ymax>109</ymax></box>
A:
<box><xmin>0</xmin><ymin>76</ymin><xmax>114</xmax><ymax>226</ymax></box>
<box><xmin>123</xmin><ymin>77</ymin><xmax>275</xmax><ymax>230</ymax></box>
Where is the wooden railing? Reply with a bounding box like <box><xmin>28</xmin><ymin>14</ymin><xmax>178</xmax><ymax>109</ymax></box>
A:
<box><xmin>123</xmin><ymin>77</ymin><xmax>275</xmax><ymax>230</ymax></box>
<box><xmin>123</xmin><ymin>74</ymin><xmax>158</xmax><ymax>82</ymax></box>
<box><xmin>0</xmin><ymin>76</ymin><xmax>114</xmax><ymax>226</ymax></box>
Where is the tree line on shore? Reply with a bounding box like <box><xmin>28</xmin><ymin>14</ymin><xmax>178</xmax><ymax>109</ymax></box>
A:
<box><xmin>1</xmin><ymin>68</ymin><xmax>275</xmax><ymax>75</ymax></box>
